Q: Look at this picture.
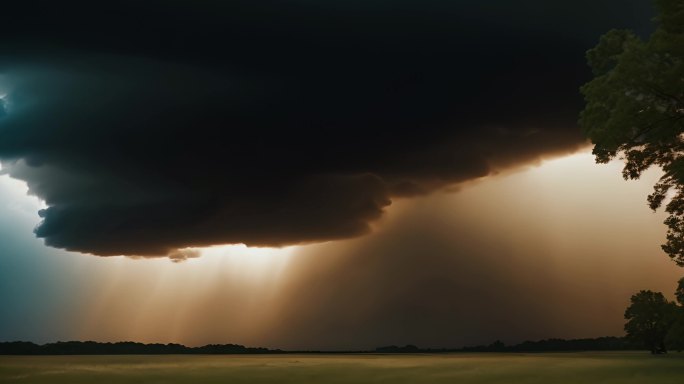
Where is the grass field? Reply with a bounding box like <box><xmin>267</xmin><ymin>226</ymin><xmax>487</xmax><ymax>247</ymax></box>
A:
<box><xmin>1</xmin><ymin>352</ymin><xmax>684</xmax><ymax>383</ymax></box>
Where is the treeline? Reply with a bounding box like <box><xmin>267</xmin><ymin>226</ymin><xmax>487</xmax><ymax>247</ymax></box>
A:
<box><xmin>374</xmin><ymin>336</ymin><xmax>638</xmax><ymax>353</ymax></box>
<box><xmin>0</xmin><ymin>336</ymin><xmax>642</xmax><ymax>355</ymax></box>
<box><xmin>0</xmin><ymin>341</ymin><xmax>281</xmax><ymax>355</ymax></box>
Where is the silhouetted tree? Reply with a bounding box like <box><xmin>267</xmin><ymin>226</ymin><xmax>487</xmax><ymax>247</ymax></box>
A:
<box><xmin>580</xmin><ymin>0</ymin><xmax>684</xmax><ymax>265</ymax></box>
<box><xmin>665</xmin><ymin>309</ymin><xmax>684</xmax><ymax>351</ymax></box>
<box><xmin>676</xmin><ymin>276</ymin><xmax>684</xmax><ymax>304</ymax></box>
<box><xmin>666</xmin><ymin>277</ymin><xmax>684</xmax><ymax>351</ymax></box>
<box><xmin>624</xmin><ymin>290</ymin><xmax>676</xmax><ymax>354</ymax></box>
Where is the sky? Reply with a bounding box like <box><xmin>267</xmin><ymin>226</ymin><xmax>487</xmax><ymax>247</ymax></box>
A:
<box><xmin>1</xmin><ymin>0</ymin><xmax>681</xmax><ymax>350</ymax></box>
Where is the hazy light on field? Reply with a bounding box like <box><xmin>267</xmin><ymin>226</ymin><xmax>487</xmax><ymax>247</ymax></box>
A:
<box><xmin>2</xmin><ymin>353</ymin><xmax>684</xmax><ymax>384</ymax></box>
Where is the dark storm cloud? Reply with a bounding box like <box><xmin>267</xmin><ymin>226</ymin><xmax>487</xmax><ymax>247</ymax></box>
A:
<box><xmin>0</xmin><ymin>1</ymin><xmax>653</xmax><ymax>256</ymax></box>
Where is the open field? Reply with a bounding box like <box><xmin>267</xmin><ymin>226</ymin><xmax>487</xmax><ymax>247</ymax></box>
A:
<box><xmin>1</xmin><ymin>352</ymin><xmax>684</xmax><ymax>384</ymax></box>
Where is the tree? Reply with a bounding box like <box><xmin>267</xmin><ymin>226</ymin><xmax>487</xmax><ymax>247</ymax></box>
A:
<box><xmin>666</xmin><ymin>277</ymin><xmax>684</xmax><ymax>351</ymax></box>
<box><xmin>624</xmin><ymin>290</ymin><xmax>676</xmax><ymax>354</ymax></box>
<box><xmin>676</xmin><ymin>276</ymin><xmax>684</xmax><ymax>305</ymax></box>
<box><xmin>666</xmin><ymin>308</ymin><xmax>684</xmax><ymax>352</ymax></box>
<box><xmin>580</xmin><ymin>0</ymin><xmax>684</xmax><ymax>265</ymax></box>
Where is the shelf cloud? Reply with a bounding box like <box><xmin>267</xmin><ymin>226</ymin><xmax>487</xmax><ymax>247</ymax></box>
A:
<box><xmin>0</xmin><ymin>0</ymin><xmax>651</xmax><ymax>257</ymax></box>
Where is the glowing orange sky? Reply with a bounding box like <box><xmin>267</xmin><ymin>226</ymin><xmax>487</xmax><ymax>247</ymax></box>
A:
<box><xmin>1</xmin><ymin>150</ymin><xmax>681</xmax><ymax>349</ymax></box>
<box><xmin>2</xmin><ymin>150</ymin><xmax>678</xmax><ymax>349</ymax></box>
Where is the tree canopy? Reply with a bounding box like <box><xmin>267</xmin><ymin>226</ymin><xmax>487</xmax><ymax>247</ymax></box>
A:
<box><xmin>580</xmin><ymin>0</ymin><xmax>684</xmax><ymax>265</ymax></box>
<box><xmin>666</xmin><ymin>277</ymin><xmax>684</xmax><ymax>350</ymax></box>
<box><xmin>624</xmin><ymin>290</ymin><xmax>676</xmax><ymax>353</ymax></box>
<box><xmin>676</xmin><ymin>277</ymin><xmax>684</xmax><ymax>304</ymax></box>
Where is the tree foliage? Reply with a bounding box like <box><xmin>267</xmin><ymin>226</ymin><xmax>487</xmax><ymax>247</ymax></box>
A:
<box><xmin>676</xmin><ymin>276</ymin><xmax>684</xmax><ymax>305</ymax></box>
<box><xmin>624</xmin><ymin>290</ymin><xmax>676</xmax><ymax>353</ymax></box>
<box><xmin>666</xmin><ymin>277</ymin><xmax>684</xmax><ymax>351</ymax></box>
<box><xmin>580</xmin><ymin>0</ymin><xmax>684</xmax><ymax>265</ymax></box>
<box><xmin>666</xmin><ymin>306</ymin><xmax>684</xmax><ymax>351</ymax></box>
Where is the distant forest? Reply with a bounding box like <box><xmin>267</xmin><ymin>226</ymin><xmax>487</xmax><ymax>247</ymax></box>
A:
<box><xmin>0</xmin><ymin>337</ymin><xmax>641</xmax><ymax>355</ymax></box>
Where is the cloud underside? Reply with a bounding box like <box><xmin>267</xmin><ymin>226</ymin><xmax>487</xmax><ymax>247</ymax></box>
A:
<box><xmin>0</xmin><ymin>0</ymin><xmax>645</xmax><ymax>257</ymax></box>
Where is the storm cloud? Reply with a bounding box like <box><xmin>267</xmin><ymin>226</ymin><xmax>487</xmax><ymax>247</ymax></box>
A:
<box><xmin>0</xmin><ymin>1</ymin><xmax>652</xmax><ymax>257</ymax></box>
